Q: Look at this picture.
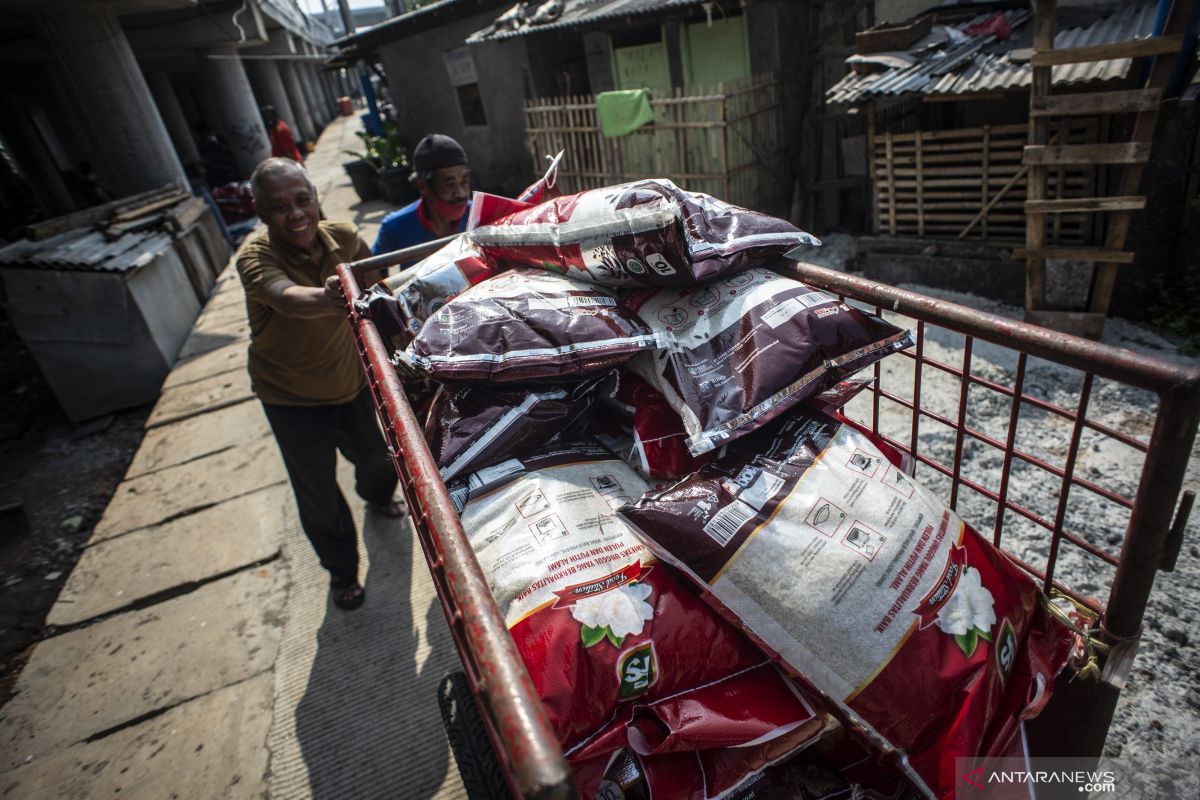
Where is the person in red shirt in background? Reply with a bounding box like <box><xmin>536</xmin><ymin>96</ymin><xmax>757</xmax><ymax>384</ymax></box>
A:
<box><xmin>262</xmin><ymin>105</ymin><xmax>304</xmax><ymax>162</ymax></box>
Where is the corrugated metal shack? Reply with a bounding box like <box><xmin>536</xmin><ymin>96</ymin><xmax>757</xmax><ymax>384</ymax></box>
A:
<box><xmin>822</xmin><ymin>2</ymin><xmax>1160</xmax><ymax>247</ymax></box>
<box><xmin>0</xmin><ymin>188</ymin><xmax>230</xmax><ymax>422</ymax></box>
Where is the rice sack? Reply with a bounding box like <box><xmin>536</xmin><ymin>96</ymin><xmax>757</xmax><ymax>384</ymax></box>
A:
<box><xmin>619</xmin><ymin>407</ymin><xmax>1078</xmax><ymax>798</ymax></box>
<box><xmin>468</xmin><ymin>179</ymin><xmax>820</xmax><ymax>288</ymax></box>
<box><xmin>624</xmin><ymin>267</ymin><xmax>913</xmax><ymax>454</ymax></box>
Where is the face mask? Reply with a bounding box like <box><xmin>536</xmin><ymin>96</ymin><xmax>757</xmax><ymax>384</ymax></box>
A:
<box><xmin>427</xmin><ymin>194</ymin><xmax>469</xmax><ymax>222</ymax></box>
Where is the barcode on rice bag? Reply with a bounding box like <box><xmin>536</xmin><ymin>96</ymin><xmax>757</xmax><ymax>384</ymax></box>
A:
<box><xmin>796</xmin><ymin>291</ymin><xmax>836</xmax><ymax>309</ymax></box>
<box><xmin>527</xmin><ymin>296</ymin><xmax>619</xmax><ymax>311</ymax></box>
<box><xmin>703</xmin><ymin>500</ymin><xmax>758</xmax><ymax>545</ymax></box>
<box><xmin>569</xmin><ymin>295</ymin><xmax>618</xmax><ymax>307</ymax></box>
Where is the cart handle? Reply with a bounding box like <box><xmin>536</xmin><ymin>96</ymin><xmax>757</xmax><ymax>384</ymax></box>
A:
<box><xmin>344</xmin><ymin>234</ymin><xmax>460</xmax><ymax>277</ymax></box>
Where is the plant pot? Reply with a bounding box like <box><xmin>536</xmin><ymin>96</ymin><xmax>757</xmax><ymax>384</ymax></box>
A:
<box><xmin>343</xmin><ymin>159</ymin><xmax>380</xmax><ymax>202</ymax></box>
<box><xmin>378</xmin><ymin>166</ymin><xmax>416</xmax><ymax>206</ymax></box>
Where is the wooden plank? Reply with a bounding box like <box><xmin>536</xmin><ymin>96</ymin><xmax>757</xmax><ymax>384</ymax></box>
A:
<box><xmin>1025</xmin><ymin>196</ymin><xmax>1146</xmax><ymax>213</ymax></box>
<box><xmin>867</xmin><ymin>99</ymin><xmax>878</xmax><ymax>235</ymax></box>
<box><xmin>1023</xmin><ymin>142</ymin><xmax>1152</xmax><ymax>165</ymax></box>
<box><xmin>1025</xmin><ymin>0</ymin><xmax>1055</xmax><ymax>312</ymax></box>
<box><xmin>1090</xmin><ymin>0</ymin><xmax>1190</xmax><ymax>317</ymax></box>
<box><xmin>885</xmin><ymin>131</ymin><xmax>896</xmax><ymax>236</ymax></box>
<box><xmin>915</xmin><ymin>131</ymin><xmax>925</xmax><ymax>237</ymax></box>
<box><xmin>1030</xmin><ymin>88</ymin><xmax>1163</xmax><ymax>116</ymax></box>
<box><xmin>1013</xmin><ymin>247</ymin><xmax>1136</xmax><ymax>263</ymax></box>
<box><xmin>1030</xmin><ymin>34</ymin><xmax>1183</xmax><ymax>67</ymax></box>
<box><xmin>980</xmin><ymin>125</ymin><xmax>990</xmax><ymax>240</ymax></box>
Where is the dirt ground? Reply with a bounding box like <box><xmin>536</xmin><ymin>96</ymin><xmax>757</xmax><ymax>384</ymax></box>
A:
<box><xmin>0</xmin><ymin>308</ymin><xmax>148</xmax><ymax>704</ymax></box>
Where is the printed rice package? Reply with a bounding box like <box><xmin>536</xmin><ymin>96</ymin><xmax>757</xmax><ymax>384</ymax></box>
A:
<box><xmin>424</xmin><ymin>379</ymin><xmax>599</xmax><ymax>481</ymax></box>
<box><xmin>402</xmin><ymin>269</ymin><xmax>664</xmax><ymax>382</ymax></box>
<box><xmin>618</xmin><ymin>407</ymin><xmax>1078</xmax><ymax>799</ymax></box>
<box><xmin>624</xmin><ymin>267</ymin><xmax>914</xmax><ymax>454</ymax></box>
<box><xmin>448</xmin><ymin>442</ymin><xmax>828</xmax><ymax>762</ymax></box>
<box><xmin>468</xmin><ymin>179</ymin><xmax>820</xmax><ymax>288</ymax></box>
<box><xmin>377</xmin><ymin>235</ymin><xmax>496</xmax><ymax>336</ymax></box>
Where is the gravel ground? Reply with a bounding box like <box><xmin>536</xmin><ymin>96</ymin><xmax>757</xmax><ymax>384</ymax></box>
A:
<box><xmin>792</xmin><ymin>238</ymin><xmax>1200</xmax><ymax>793</ymax></box>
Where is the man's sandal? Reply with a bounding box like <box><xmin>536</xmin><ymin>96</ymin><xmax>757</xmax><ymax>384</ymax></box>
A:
<box><xmin>330</xmin><ymin>577</ymin><xmax>365</xmax><ymax>611</ymax></box>
<box><xmin>368</xmin><ymin>500</ymin><xmax>407</xmax><ymax>518</ymax></box>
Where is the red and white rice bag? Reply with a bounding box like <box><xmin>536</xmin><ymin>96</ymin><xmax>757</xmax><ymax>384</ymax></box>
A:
<box><xmin>623</xmin><ymin>266</ymin><xmax>913</xmax><ymax>454</ymax></box>
<box><xmin>378</xmin><ymin>235</ymin><xmax>496</xmax><ymax>336</ymax></box>
<box><xmin>401</xmin><ymin>269</ymin><xmax>664</xmax><ymax>382</ymax></box>
<box><xmin>424</xmin><ymin>379</ymin><xmax>599</xmax><ymax>480</ymax></box>
<box><xmin>619</xmin><ymin>406</ymin><xmax>1078</xmax><ymax>799</ymax></box>
<box><xmin>447</xmin><ymin>442</ymin><xmax>828</xmax><ymax>765</ymax></box>
<box><xmin>468</xmin><ymin>179</ymin><xmax>820</xmax><ymax>288</ymax></box>
<box><xmin>594</xmin><ymin>372</ymin><xmax>712</xmax><ymax>481</ymax></box>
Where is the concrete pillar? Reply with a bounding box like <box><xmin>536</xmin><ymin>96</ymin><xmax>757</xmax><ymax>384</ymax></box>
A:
<box><xmin>146</xmin><ymin>72</ymin><xmax>201</xmax><ymax>169</ymax></box>
<box><xmin>280</xmin><ymin>60</ymin><xmax>316</xmax><ymax>143</ymax></box>
<box><xmin>247</xmin><ymin>60</ymin><xmax>302</xmax><ymax>147</ymax></box>
<box><xmin>35</xmin><ymin>8</ymin><xmax>186</xmax><ymax>197</ymax></box>
<box><xmin>198</xmin><ymin>44</ymin><xmax>271</xmax><ymax>178</ymax></box>
<box><xmin>300</xmin><ymin>63</ymin><xmax>327</xmax><ymax>127</ymax></box>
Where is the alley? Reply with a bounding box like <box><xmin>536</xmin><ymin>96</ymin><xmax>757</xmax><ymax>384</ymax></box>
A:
<box><xmin>0</xmin><ymin>114</ymin><xmax>468</xmax><ymax>800</ymax></box>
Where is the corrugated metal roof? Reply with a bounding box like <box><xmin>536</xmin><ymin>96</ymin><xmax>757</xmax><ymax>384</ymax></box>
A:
<box><xmin>467</xmin><ymin>0</ymin><xmax>706</xmax><ymax>43</ymax></box>
<box><xmin>0</xmin><ymin>227</ymin><xmax>173</xmax><ymax>273</ymax></box>
<box><xmin>826</xmin><ymin>4</ymin><xmax>1160</xmax><ymax>105</ymax></box>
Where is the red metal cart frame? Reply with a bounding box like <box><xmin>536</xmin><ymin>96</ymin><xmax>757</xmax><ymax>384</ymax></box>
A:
<box><xmin>337</xmin><ymin>247</ymin><xmax>1199</xmax><ymax>800</ymax></box>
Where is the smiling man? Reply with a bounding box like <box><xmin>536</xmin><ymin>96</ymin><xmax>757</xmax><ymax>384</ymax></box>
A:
<box><xmin>371</xmin><ymin>133</ymin><xmax>471</xmax><ymax>263</ymax></box>
<box><xmin>236</xmin><ymin>157</ymin><xmax>403</xmax><ymax>611</ymax></box>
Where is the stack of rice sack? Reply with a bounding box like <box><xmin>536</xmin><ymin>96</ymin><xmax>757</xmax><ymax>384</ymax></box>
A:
<box><xmin>377</xmin><ymin>177</ymin><xmax>1083</xmax><ymax>800</ymax></box>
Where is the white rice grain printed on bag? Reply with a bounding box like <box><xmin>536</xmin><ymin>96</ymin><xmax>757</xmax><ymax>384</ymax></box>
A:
<box><xmin>468</xmin><ymin>179</ymin><xmax>820</xmax><ymax>287</ymax></box>
<box><xmin>624</xmin><ymin>266</ymin><xmax>914</xmax><ymax>454</ymax></box>
<box><xmin>401</xmin><ymin>269</ymin><xmax>665</xmax><ymax>382</ymax></box>
<box><xmin>448</xmin><ymin>442</ymin><xmax>830</xmax><ymax>798</ymax></box>
<box><xmin>619</xmin><ymin>406</ymin><xmax>1081</xmax><ymax>798</ymax></box>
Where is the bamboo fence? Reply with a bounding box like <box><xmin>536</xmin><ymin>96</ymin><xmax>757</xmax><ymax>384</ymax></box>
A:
<box><xmin>523</xmin><ymin>74</ymin><xmax>788</xmax><ymax>211</ymax></box>
<box><xmin>870</xmin><ymin>119</ymin><xmax>1102</xmax><ymax>243</ymax></box>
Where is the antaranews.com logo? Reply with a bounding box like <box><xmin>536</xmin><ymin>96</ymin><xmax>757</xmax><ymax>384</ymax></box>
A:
<box><xmin>954</xmin><ymin>756</ymin><xmax>1196</xmax><ymax>799</ymax></box>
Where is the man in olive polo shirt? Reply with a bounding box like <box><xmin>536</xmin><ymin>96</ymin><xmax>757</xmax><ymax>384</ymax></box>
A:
<box><xmin>237</xmin><ymin>157</ymin><xmax>402</xmax><ymax>611</ymax></box>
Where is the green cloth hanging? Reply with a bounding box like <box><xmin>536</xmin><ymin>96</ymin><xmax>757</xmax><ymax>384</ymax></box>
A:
<box><xmin>595</xmin><ymin>89</ymin><xmax>655</xmax><ymax>138</ymax></box>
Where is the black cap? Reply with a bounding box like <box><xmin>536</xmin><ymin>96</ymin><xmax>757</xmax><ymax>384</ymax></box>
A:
<box><xmin>412</xmin><ymin>134</ymin><xmax>467</xmax><ymax>172</ymax></box>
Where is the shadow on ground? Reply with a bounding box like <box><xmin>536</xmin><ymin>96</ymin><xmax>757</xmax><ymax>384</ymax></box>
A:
<box><xmin>295</xmin><ymin>512</ymin><xmax>458</xmax><ymax>798</ymax></box>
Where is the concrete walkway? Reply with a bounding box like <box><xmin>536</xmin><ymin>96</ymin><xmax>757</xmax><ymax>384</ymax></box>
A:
<box><xmin>0</xmin><ymin>115</ymin><xmax>468</xmax><ymax>799</ymax></box>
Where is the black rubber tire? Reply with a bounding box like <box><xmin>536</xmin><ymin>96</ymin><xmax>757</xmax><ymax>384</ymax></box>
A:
<box><xmin>438</xmin><ymin>671</ymin><xmax>514</xmax><ymax>800</ymax></box>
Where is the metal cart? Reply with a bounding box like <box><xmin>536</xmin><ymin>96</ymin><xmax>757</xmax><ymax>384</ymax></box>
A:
<box><xmin>336</xmin><ymin>245</ymin><xmax>1199</xmax><ymax>800</ymax></box>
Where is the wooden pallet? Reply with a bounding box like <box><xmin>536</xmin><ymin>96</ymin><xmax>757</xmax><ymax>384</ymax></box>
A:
<box><xmin>1023</xmin><ymin>0</ymin><xmax>1189</xmax><ymax>338</ymax></box>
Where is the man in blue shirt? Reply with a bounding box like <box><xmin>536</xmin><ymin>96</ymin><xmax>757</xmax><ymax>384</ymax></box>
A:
<box><xmin>372</xmin><ymin>133</ymin><xmax>471</xmax><ymax>264</ymax></box>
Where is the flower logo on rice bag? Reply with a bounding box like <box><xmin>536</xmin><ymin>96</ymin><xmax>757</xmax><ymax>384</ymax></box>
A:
<box><xmin>571</xmin><ymin>580</ymin><xmax>655</xmax><ymax>647</ymax></box>
<box><xmin>934</xmin><ymin>565</ymin><xmax>997</xmax><ymax>656</ymax></box>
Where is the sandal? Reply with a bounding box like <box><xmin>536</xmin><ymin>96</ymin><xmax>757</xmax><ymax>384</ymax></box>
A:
<box><xmin>330</xmin><ymin>578</ymin><xmax>366</xmax><ymax>610</ymax></box>
<box><xmin>368</xmin><ymin>499</ymin><xmax>407</xmax><ymax>519</ymax></box>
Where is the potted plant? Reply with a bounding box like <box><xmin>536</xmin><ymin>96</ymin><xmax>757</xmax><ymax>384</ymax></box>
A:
<box><xmin>375</xmin><ymin>122</ymin><xmax>415</xmax><ymax>206</ymax></box>
<box><xmin>342</xmin><ymin>131</ymin><xmax>382</xmax><ymax>202</ymax></box>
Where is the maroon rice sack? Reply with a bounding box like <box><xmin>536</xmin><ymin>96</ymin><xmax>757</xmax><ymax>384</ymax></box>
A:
<box><xmin>424</xmin><ymin>379</ymin><xmax>598</xmax><ymax>481</ymax></box>
<box><xmin>624</xmin><ymin>267</ymin><xmax>913</xmax><ymax>454</ymax></box>
<box><xmin>448</xmin><ymin>442</ymin><xmax>827</xmax><ymax>764</ymax></box>
<box><xmin>468</xmin><ymin>179</ymin><xmax>820</xmax><ymax>288</ymax></box>
<box><xmin>401</xmin><ymin>269</ymin><xmax>664</xmax><ymax>382</ymax></box>
<box><xmin>618</xmin><ymin>406</ymin><xmax>1078</xmax><ymax>799</ymax></box>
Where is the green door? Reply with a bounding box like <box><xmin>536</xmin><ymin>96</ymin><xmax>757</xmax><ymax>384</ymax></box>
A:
<box><xmin>684</xmin><ymin>15</ymin><xmax>751</xmax><ymax>88</ymax></box>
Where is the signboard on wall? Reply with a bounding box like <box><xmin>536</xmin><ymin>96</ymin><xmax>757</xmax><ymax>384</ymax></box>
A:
<box><xmin>444</xmin><ymin>47</ymin><xmax>478</xmax><ymax>87</ymax></box>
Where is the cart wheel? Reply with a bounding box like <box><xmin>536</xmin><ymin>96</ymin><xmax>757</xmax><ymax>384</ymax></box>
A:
<box><xmin>438</xmin><ymin>671</ymin><xmax>513</xmax><ymax>800</ymax></box>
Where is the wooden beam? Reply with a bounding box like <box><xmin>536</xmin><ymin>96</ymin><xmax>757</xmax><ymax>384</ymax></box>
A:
<box><xmin>1013</xmin><ymin>247</ymin><xmax>1136</xmax><ymax>263</ymax></box>
<box><xmin>1030</xmin><ymin>88</ymin><xmax>1163</xmax><ymax>116</ymax></box>
<box><xmin>1029</xmin><ymin>34</ymin><xmax>1183</xmax><ymax>67</ymax></box>
<box><xmin>1023</xmin><ymin>142</ymin><xmax>1152</xmax><ymax>165</ymax></box>
<box><xmin>1025</xmin><ymin>196</ymin><xmax>1146</xmax><ymax>213</ymax></box>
